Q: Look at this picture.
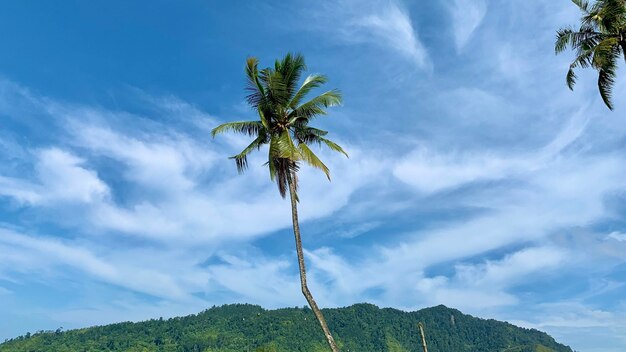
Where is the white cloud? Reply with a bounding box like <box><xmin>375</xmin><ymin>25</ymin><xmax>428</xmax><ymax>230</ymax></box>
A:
<box><xmin>36</xmin><ymin>148</ymin><xmax>110</xmax><ymax>203</ymax></box>
<box><xmin>0</xmin><ymin>148</ymin><xmax>109</xmax><ymax>205</ymax></box>
<box><xmin>386</xmin><ymin>155</ymin><xmax>625</xmax><ymax>274</ymax></box>
<box><xmin>0</xmin><ymin>228</ymin><xmax>194</xmax><ymax>300</ymax></box>
<box><xmin>394</xmin><ymin>104</ymin><xmax>590</xmax><ymax>194</ymax></box>
<box><xmin>393</xmin><ymin>148</ymin><xmax>517</xmax><ymax>193</ymax></box>
<box><xmin>0</xmin><ymin>176</ymin><xmax>42</xmax><ymax>204</ymax></box>
<box><xmin>301</xmin><ymin>116</ymin><xmax>625</xmax><ymax>313</ymax></box>
<box><xmin>607</xmin><ymin>231</ymin><xmax>626</xmax><ymax>242</ymax></box>
<box><xmin>349</xmin><ymin>2</ymin><xmax>428</xmax><ymax>66</ymax></box>
<box><xmin>305</xmin><ymin>0</ymin><xmax>428</xmax><ymax>68</ymax></box>
<box><xmin>81</xmin><ymin>128</ymin><xmax>204</xmax><ymax>193</ymax></box>
<box><xmin>449</xmin><ymin>0</ymin><xmax>487</xmax><ymax>52</ymax></box>
<box><xmin>497</xmin><ymin>43</ymin><xmax>532</xmax><ymax>81</ymax></box>
<box><xmin>454</xmin><ymin>247</ymin><xmax>567</xmax><ymax>288</ymax></box>
<box><xmin>72</xmin><ymin>131</ymin><xmax>376</xmax><ymax>244</ymax></box>
<box><xmin>206</xmin><ymin>254</ymin><xmax>302</xmax><ymax>307</ymax></box>
<box><xmin>333</xmin><ymin>221</ymin><xmax>380</xmax><ymax>239</ymax></box>
<box><xmin>304</xmin><ymin>244</ymin><xmax>570</xmax><ymax>312</ymax></box>
<box><xmin>538</xmin><ymin>303</ymin><xmax>617</xmax><ymax>329</ymax></box>
<box><xmin>415</xmin><ymin>279</ymin><xmax>518</xmax><ymax>310</ymax></box>
<box><xmin>0</xmin><ymin>80</ymin><xmax>379</xmax><ymax>245</ymax></box>
<box><xmin>135</xmin><ymin>93</ymin><xmax>219</xmax><ymax>132</ymax></box>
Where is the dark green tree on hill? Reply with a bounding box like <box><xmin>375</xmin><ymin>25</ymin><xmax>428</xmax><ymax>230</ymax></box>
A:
<box><xmin>0</xmin><ymin>304</ymin><xmax>574</xmax><ymax>352</ymax></box>
<box><xmin>555</xmin><ymin>0</ymin><xmax>626</xmax><ymax>109</ymax></box>
<box><xmin>211</xmin><ymin>53</ymin><xmax>347</xmax><ymax>352</ymax></box>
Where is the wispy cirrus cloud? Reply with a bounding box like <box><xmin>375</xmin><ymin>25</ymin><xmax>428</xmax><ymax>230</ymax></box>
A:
<box><xmin>0</xmin><ymin>148</ymin><xmax>109</xmax><ymax>205</ymax></box>
<box><xmin>301</xmin><ymin>0</ymin><xmax>429</xmax><ymax>68</ymax></box>
<box><xmin>393</xmin><ymin>105</ymin><xmax>590</xmax><ymax>194</ymax></box>
<box><xmin>448</xmin><ymin>0</ymin><xmax>487</xmax><ymax>52</ymax></box>
<box><xmin>453</xmin><ymin>246</ymin><xmax>567</xmax><ymax>288</ymax></box>
<box><xmin>0</xmin><ymin>228</ymin><xmax>193</xmax><ymax>300</ymax></box>
<box><xmin>608</xmin><ymin>232</ymin><xmax>626</xmax><ymax>242</ymax></box>
<box><xmin>0</xmin><ymin>80</ymin><xmax>377</xmax><ymax>245</ymax></box>
<box><xmin>0</xmin><ymin>79</ymin><xmax>383</xmax><ymax>317</ymax></box>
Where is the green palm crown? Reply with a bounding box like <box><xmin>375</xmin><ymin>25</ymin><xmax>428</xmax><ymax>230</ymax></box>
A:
<box><xmin>211</xmin><ymin>53</ymin><xmax>348</xmax><ymax>198</ymax></box>
<box><xmin>555</xmin><ymin>0</ymin><xmax>626</xmax><ymax>110</ymax></box>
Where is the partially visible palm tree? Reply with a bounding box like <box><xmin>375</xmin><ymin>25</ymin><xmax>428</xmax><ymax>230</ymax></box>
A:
<box><xmin>212</xmin><ymin>53</ymin><xmax>347</xmax><ymax>352</ymax></box>
<box><xmin>555</xmin><ymin>0</ymin><xmax>626</xmax><ymax>109</ymax></box>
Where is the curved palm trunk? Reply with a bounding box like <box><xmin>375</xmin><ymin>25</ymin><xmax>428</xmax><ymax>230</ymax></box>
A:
<box><xmin>287</xmin><ymin>175</ymin><xmax>339</xmax><ymax>352</ymax></box>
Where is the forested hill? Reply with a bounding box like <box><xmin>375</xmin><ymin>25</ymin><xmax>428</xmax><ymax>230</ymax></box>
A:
<box><xmin>0</xmin><ymin>303</ymin><xmax>572</xmax><ymax>352</ymax></box>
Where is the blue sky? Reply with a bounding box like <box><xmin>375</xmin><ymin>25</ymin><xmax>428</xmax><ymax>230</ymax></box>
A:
<box><xmin>0</xmin><ymin>0</ymin><xmax>625</xmax><ymax>351</ymax></box>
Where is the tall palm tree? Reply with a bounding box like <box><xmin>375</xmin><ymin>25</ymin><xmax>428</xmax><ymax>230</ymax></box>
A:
<box><xmin>211</xmin><ymin>53</ymin><xmax>347</xmax><ymax>352</ymax></box>
<box><xmin>555</xmin><ymin>0</ymin><xmax>626</xmax><ymax>110</ymax></box>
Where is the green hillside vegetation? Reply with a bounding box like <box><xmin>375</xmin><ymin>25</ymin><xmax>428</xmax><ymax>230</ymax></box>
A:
<box><xmin>0</xmin><ymin>303</ymin><xmax>572</xmax><ymax>352</ymax></box>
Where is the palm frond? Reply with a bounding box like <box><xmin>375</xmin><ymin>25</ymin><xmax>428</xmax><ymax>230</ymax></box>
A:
<box><xmin>268</xmin><ymin>144</ymin><xmax>277</xmax><ymax>182</ymax></box>
<box><xmin>572</xmin><ymin>0</ymin><xmax>591</xmax><ymax>14</ymax></box>
<box><xmin>269</xmin><ymin>130</ymin><xmax>300</xmax><ymax>160</ymax></box>
<box><xmin>288</xmin><ymin>74</ymin><xmax>328</xmax><ymax>108</ymax></box>
<box><xmin>293</xmin><ymin>126</ymin><xmax>328</xmax><ymax>144</ymax></box>
<box><xmin>318</xmin><ymin>137</ymin><xmax>349</xmax><ymax>158</ymax></box>
<box><xmin>598</xmin><ymin>67</ymin><xmax>616</xmax><ymax>110</ymax></box>
<box><xmin>278</xmin><ymin>53</ymin><xmax>307</xmax><ymax>98</ymax></box>
<box><xmin>566</xmin><ymin>68</ymin><xmax>578</xmax><ymax>90</ymax></box>
<box><xmin>556</xmin><ymin>0</ymin><xmax>625</xmax><ymax>110</ymax></box>
<box><xmin>599</xmin><ymin>0</ymin><xmax>626</xmax><ymax>32</ymax></box>
<box><xmin>566</xmin><ymin>48</ymin><xmax>595</xmax><ymax>89</ymax></box>
<box><xmin>288</xmin><ymin>90</ymin><xmax>342</xmax><ymax>124</ymax></box>
<box><xmin>293</xmin><ymin>127</ymin><xmax>349</xmax><ymax>158</ymax></box>
<box><xmin>592</xmin><ymin>36</ymin><xmax>619</xmax><ymax>68</ymax></box>
<box><xmin>556</xmin><ymin>27</ymin><xmax>574</xmax><ymax>54</ymax></box>
<box><xmin>555</xmin><ymin>26</ymin><xmax>602</xmax><ymax>54</ymax></box>
<box><xmin>229</xmin><ymin>135</ymin><xmax>266</xmax><ymax>173</ymax></box>
<box><xmin>304</xmin><ymin>127</ymin><xmax>329</xmax><ymax>136</ymax></box>
<box><xmin>597</xmin><ymin>46</ymin><xmax>620</xmax><ymax>110</ymax></box>
<box><xmin>303</xmin><ymin>90</ymin><xmax>343</xmax><ymax>109</ymax></box>
<box><xmin>298</xmin><ymin>143</ymin><xmax>330</xmax><ymax>180</ymax></box>
<box><xmin>245</xmin><ymin>57</ymin><xmax>266</xmax><ymax>108</ymax></box>
<box><xmin>258</xmin><ymin>108</ymin><xmax>270</xmax><ymax>129</ymax></box>
<box><xmin>211</xmin><ymin>121</ymin><xmax>264</xmax><ymax>138</ymax></box>
<box><xmin>264</xmin><ymin>70</ymin><xmax>290</xmax><ymax>108</ymax></box>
